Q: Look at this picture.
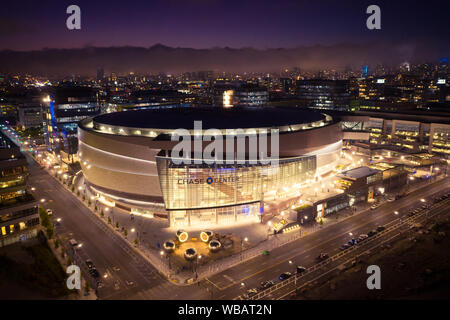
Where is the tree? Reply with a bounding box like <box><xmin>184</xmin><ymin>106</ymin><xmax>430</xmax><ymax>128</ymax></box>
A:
<box><xmin>88</xmin><ymin>199</ymin><xmax>91</xmax><ymax>206</ymax></box>
<box><xmin>82</xmin><ymin>195</ymin><xmax>86</xmax><ymax>201</ymax></box>
<box><xmin>115</xmin><ymin>221</ymin><xmax>119</xmax><ymax>229</ymax></box>
<box><xmin>124</xmin><ymin>229</ymin><xmax>128</xmax><ymax>237</ymax></box>
<box><xmin>319</xmin><ymin>219</ymin><xmax>324</xmax><ymax>225</ymax></box>
<box><xmin>61</xmin><ymin>247</ymin><xmax>65</xmax><ymax>258</ymax></box>
<box><xmin>54</xmin><ymin>238</ymin><xmax>59</xmax><ymax>249</ymax></box>
<box><xmin>67</xmin><ymin>256</ymin><xmax>72</xmax><ymax>265</ymax></box>
<box><xmin>71</xmin><ymin>185</ymin><xmax>75</xmax><ymax>192</ymax></box>
<box><xmin>77</xmin><ymin>190</ymin><xmax>80</xmax><ymax>196</ymax></box>
<box><xmin>107</xmin><ymin>216</ymin><xmax>111</xmax><ymax>224</ymax></box>
<box><xmin>134</xmin><ymin>238</ymin><xmax>139</xmax><ymax>246</ymax></box>
<box><xmin>46</xmin><ymin>226</ymin><xmax>54</xmax><ymax>239</ymax></box>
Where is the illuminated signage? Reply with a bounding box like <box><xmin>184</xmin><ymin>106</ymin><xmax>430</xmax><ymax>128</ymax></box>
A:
<box><xmin>177</xmin><ymin>176</ymin><xmax>240</xmax><ymax>185</ymax></box>
<box><xmin>376</xmin><ymin>79</ymin><xmax>385</xmax><ymax>84</ymax></box>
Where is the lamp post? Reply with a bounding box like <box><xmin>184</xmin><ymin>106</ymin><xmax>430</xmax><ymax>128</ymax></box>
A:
<box><xmin>240</xmin><ymin>237</ymin><xmax>248</xmax><ymax>260</ymax></box>
<box><xmin>289</xmin><ymin>260</ymin><xmax>298</xmax><ymax>296</ymax></box>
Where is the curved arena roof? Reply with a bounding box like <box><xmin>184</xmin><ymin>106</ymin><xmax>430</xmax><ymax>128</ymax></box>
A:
<box><xmin>92</xmin><ymin>106</ymin><xmax>327</xmax><ymax>130</ymax></box>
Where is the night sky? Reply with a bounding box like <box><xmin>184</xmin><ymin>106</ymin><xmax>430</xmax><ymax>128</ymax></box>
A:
<box><xmin>1</xmin><ymin>0</ymin><xmax>449</xmax><ymax>51</ymax></box>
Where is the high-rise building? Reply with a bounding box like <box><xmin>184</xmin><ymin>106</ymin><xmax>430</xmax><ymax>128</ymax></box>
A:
<box><xmin>297</xmin><ymin>79</ymin><xmax>350</xmax><ymax>111</ymax></box>
<box><xmin>280</xmin><ymin>78</ymin><xmax>293</xmax><ymax>93</ymax></box>
<box><xmin>42</xmin><ymin>86</ymin><xmax>100</xmax><ymax>167</ymax></box>
<box><xmin>0</xmin><ymin>130</ymin><xmax>39</xmax><ymax>247</ymax></box>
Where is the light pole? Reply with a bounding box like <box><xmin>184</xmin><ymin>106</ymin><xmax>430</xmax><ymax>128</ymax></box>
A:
<box><xmin>289</xmin><ymin>260</ymin><xmax>298</xmax><ymax>296</ymax></box>
<box><xmin>240</xmin><ymin>237</ymin><xmax>248</xmax><ymax>260</ymax></box>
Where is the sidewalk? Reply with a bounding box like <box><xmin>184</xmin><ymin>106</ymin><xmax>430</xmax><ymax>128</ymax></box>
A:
<box><xmin>17</xmin><ymin>127</ymin><xmax>448</xmax><ymax>285</ymax></box>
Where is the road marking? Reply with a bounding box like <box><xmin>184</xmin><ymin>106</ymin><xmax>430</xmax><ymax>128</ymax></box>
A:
<box><xmin>216</xmin><ymin>184</ymin><xmax>449</xmax><ymax>291</ymax></box>
<box><xmin>223</xmin><ymin>275</ymin><xmax>234</xmax><ymax>283</ymax></box>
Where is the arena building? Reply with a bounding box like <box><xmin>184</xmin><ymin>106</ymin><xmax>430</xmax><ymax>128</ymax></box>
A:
<box><xmin>78</xmin><ymin>106</ymin><xmax>343</xmax><ymax>227</ymax></box>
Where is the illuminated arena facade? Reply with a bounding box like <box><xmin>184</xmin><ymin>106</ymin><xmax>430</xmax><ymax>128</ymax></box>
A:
<box><xmin>78</xmin><ymin>106</ymin><xmax>343</xmax><ymax>227</ymax></box>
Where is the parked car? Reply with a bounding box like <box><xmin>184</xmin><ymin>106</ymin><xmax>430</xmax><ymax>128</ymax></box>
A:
<box><xmin>85</xmin><ymin>259</ymin><xmax>95</xmax><ymax>270</ymax></box>
<box><xmin>340</xmin><ymin>243</ymin><xmax>351</xmax><ymax>250</ymax></box>
<box><xmin>89</xmin><ymin>268</ymin><xmax>100</xmax><ymax>278</ymax></box>
<box><xmin>296</xmin><ymin>266</ymin><xmax>307</xmax><ymax>274</ymax></box>
<box><xmin>370</xmin><ymin>204</ymin><xmax>379</xmax><ymax>210</ymax></box>
<box><xmin>387</xmin><ymin>196</ymin><xmax>395</xmax><ymax>202</ymax></box>
<box><xmin>69</xmin><ymin>239</ymin><xmax>78</xmax><ymax>247</ymax></box>
<box><xmin>376</xmin><ymin>226</ymin><xmax>386</xmax><ymax>232</ymax></box>
<box><xmin>348</xmin><ymin>238</ymin><xmax>357</xmax><ymax>246</ymax></box>
<box><xmin>317</xmin><ymin>253</ymin><xmax>329</xmax><ymax>261</ymax></box>
<box><xmin>260</xmin><ymin>281</ymin><xmax>275</xmax><ymax>290</ymax></box>
<box><xmin>46</xmin><ymin>209</ymin><xmax>53</xmax><ymax>216</ymax></box>
<box><xmin>279</xmin><ymin>272</ymin><xmax>292</xmax><ymax>281</ymax></box>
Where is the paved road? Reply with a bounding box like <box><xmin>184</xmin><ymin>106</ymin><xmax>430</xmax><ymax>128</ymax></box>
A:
<box><xmin>27</xmin><ymin>157</ymin><xmax>191</xmax><ymax>299</ymax></box>
<box><xmin>200</xmin><ymin>178</ymin><xmax>450</xmax><ymax>300</ymax></box>
<box><xmin>18</xmin><ymin>133</ymin><xmax>449</xmax><ymax>300</ymax></box>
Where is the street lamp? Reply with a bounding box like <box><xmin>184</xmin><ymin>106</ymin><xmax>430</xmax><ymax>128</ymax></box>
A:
<box><xmin>394</xmin><ymin>211</ymin><xmax>399</xmax><ymax>215</ymax></box>
<box><xmin>240</xmin><ymin>237</ymin><xmax>248</xmax><ymax>260</ymax></box>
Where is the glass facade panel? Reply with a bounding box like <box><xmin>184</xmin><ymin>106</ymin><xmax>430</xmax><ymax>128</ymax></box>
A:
<box><xmin>156</xmin><ymin>155</ymin><xmax>316</xmax><ymax>226</ymax></box>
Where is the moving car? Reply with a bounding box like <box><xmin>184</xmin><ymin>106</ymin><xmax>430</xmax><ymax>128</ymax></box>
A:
<box><xmin>357</xmin><ymin>234</ymin><xmax>368</xmax><ymax>242</ymax></box>
<box><xmin>69</xmin><ymin>239</ymin><xmax>78</xmax><ymax>247</ymax></box>
<box><xmin>243</xmin><ymin>288</ymin><xmax>258</xmax><ymax>299</ymax></box>
<box><xmin>376</xmin><ymin>226</ymin><xmax>386</xmax><ymax>232</ymax></box>
<box><xmin>46</xmin><ymin>209</ymin><xmax>53</xmax><ymax>216</ymax></box>
<box><xmin>368</xmin><ymin>230</ymin><xmax>377</xmax><ymax>237</ymax></box>
<box><xmin>279</xmin><ymin>272</ymin><xmax>292</xmax><ymax>281</ymax></box>
<box><xmin>260</xmin><ymin>281</ymin><xmax>275</xmax><ymax>290</ymax></box>
<box><xmin>296</xmin><ymin>266</ymin><xmax>307</xmax><ymax>274</ymax></box>
<box><xmin>387</xmin><ymin>196</ymin><xmax>395</xmax><ymax>202</ymax></box>
<box><xmin>370</xmin><ymin>204</ymin><xmax>379</xmax><ymax>210</ymax></box>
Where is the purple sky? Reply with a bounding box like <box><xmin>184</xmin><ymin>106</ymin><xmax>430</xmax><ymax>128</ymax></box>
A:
<box><xmin>1</xmin><ymin>0</ymin><xmax>449</xmax><ymax>52</ymax></box>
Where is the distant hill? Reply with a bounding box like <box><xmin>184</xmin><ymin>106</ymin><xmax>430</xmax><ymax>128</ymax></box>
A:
<box><xmin>0</xmin><ymin>41</ymin><xmax>444</xmax><ymax>76</ymax></box>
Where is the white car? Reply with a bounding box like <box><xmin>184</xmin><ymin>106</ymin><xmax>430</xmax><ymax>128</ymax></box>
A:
<box><xmin>387</xmin><ymin>196</ymin><xmax>395</xmax><ymax>202</ymax></box>
<box><xmin>46</xmin><ymin>209</ymin><xmax>53</xmax><ymax>216</ymax></box>
<box><xmin>370</xmin><ymin>204</ymin><xmax>379</xmax><ymax>210</ymax></box>
<box><xmin>358</xmin><ymin>234</ymin><xmax>368</xmax><ymax>241</ymax></box>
